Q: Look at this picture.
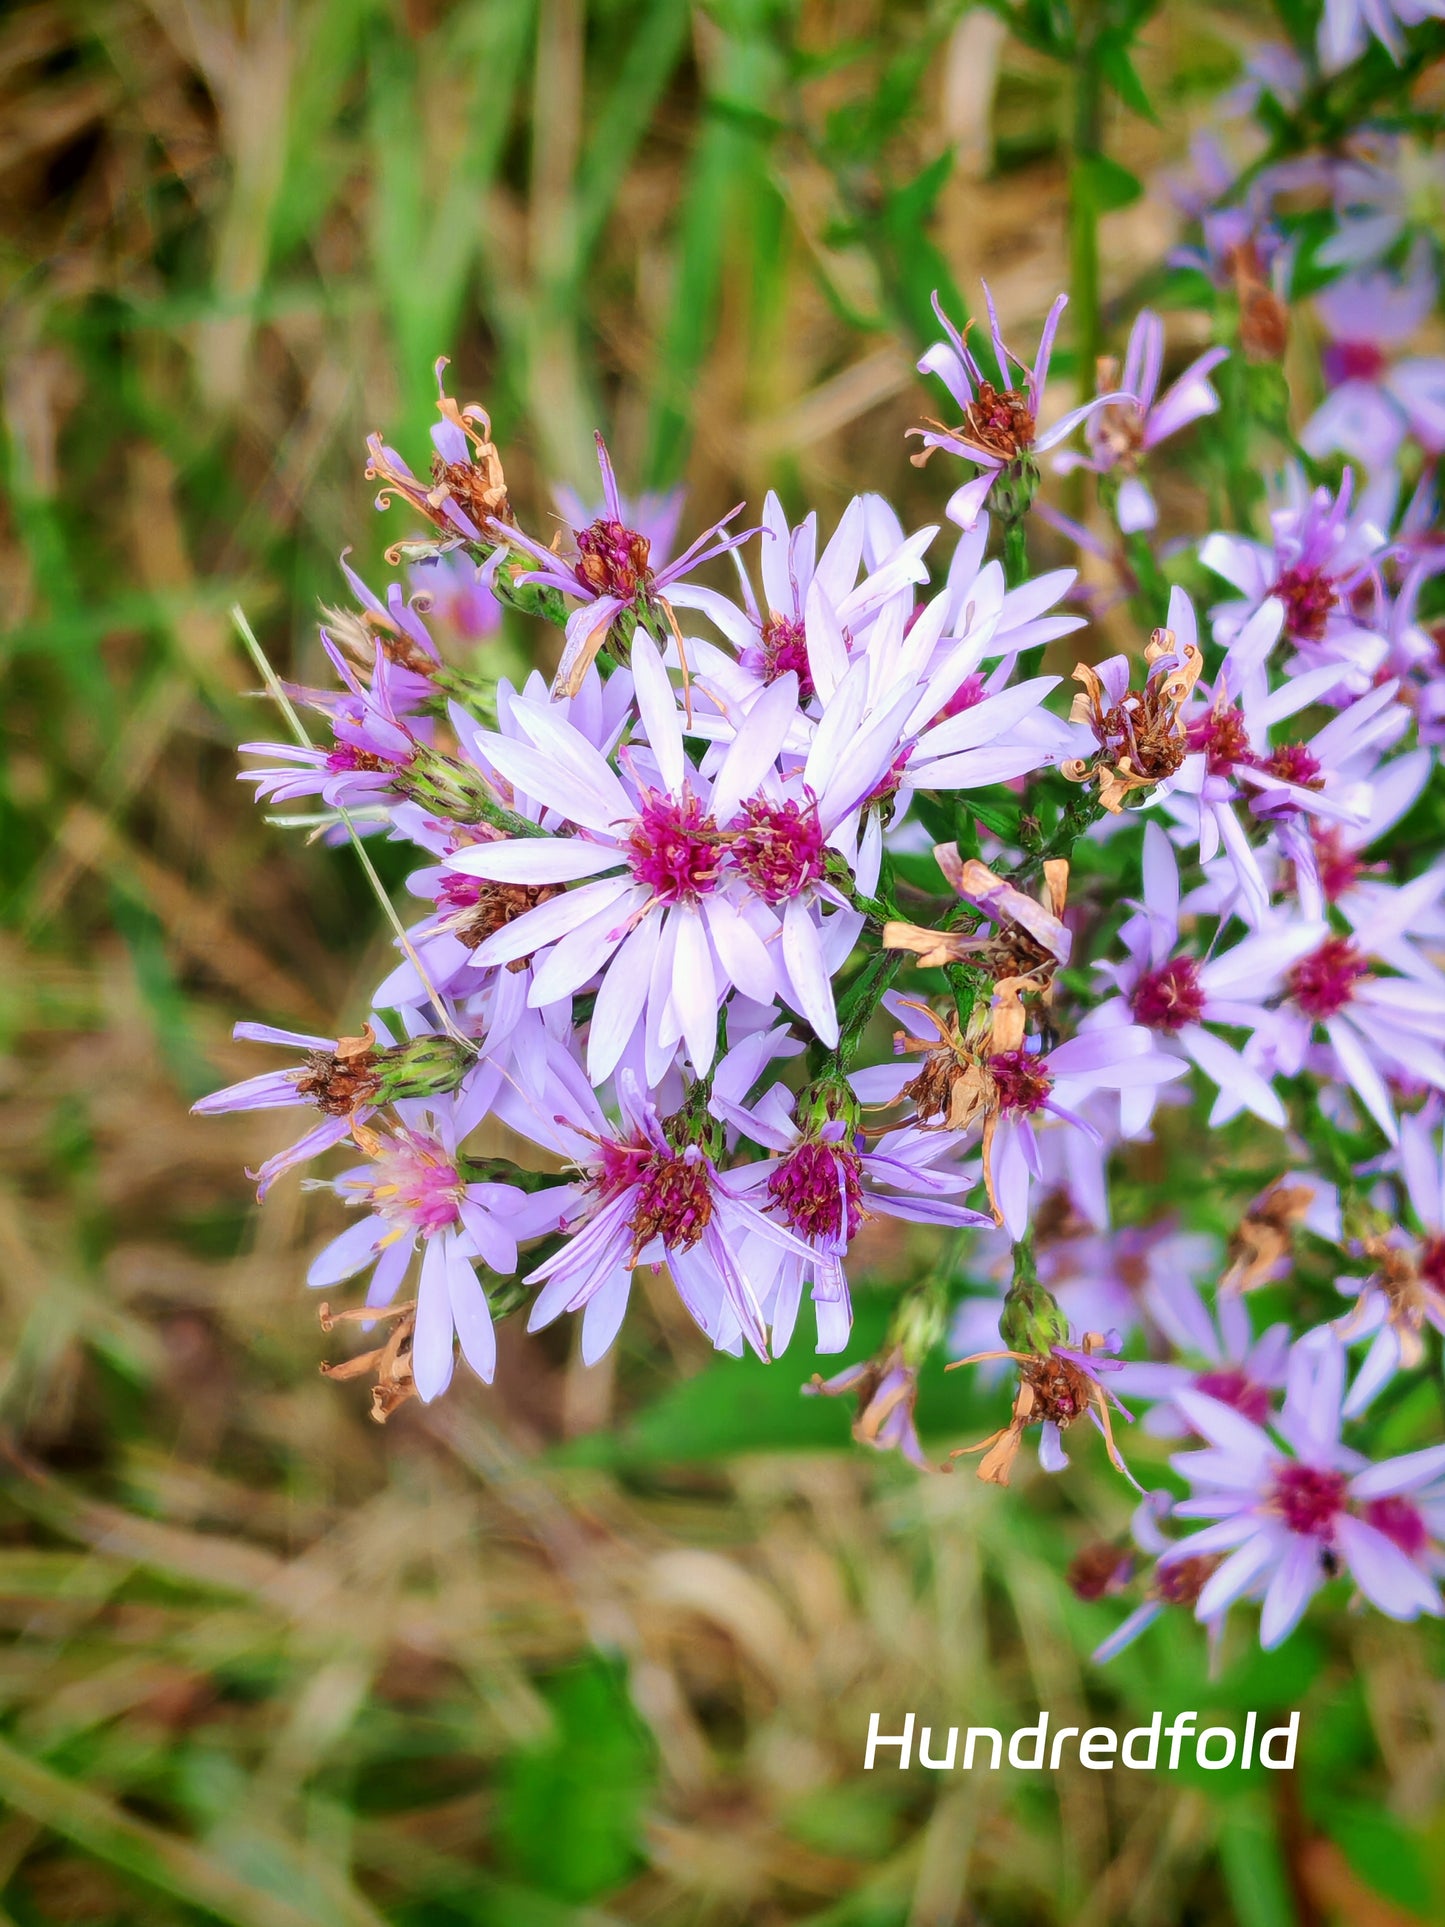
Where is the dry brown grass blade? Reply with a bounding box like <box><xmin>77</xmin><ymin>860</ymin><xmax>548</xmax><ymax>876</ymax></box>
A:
<box><xmin>50</xmin><ymin>801</ymin><xmax>329</xmax><ymax>1023</ymax></box>
<box><xmin>0</xmin><ymin>1731</ymin><xmax>388</xmax><ymax>1927</ymax></box>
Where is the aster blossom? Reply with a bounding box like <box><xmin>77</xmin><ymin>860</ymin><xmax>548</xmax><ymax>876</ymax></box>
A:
<box><xmin>1154</xmin><ymin>1333</ymin><xmax>1445</xmax><ymax>1648</ymax></box>
<box><xmin>913</xmin><ymin>285</ymin><xmax>1135</xmax><ymax>530</ymax></box>
<box><xmin>306</xmin><ymin>1097</ymin><xmax>566</xmax><ymax>1402</ymax></box>
<box><xmin>489</xmin><ymin>432</ymin><xmax>750</xmax><ymax>698</ymax></box>
<box><xmin>194</xmin><ymin>91</ymin><xmax>1445</xmax><ymax>1697</ymax></box>
<box><xmin>1053</xmin><ymin>309</ymin><xmax>1227</xmax><ymax>533</ymax></box>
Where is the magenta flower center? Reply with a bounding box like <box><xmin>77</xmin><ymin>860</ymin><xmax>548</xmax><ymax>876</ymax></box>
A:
<box><xmin>1186</xmin><ymin>702</ymin><xmax>1253</xmax><ymax>776</ymax></box>
<box><xmin>936</xmin><ymin>672</ymin><xmax>987</xmax><ymax>722</ymax></box>
<box><xmin>327</xmin><ymin>741</ymin><xmax>397</xmax><ymax>775</ymax></box>
<box><xmin>1270</xmin><ymin>563</ymin><xmax>1339</xmax><ymax>644</ymax></box>
<box><xmin>729</xmin><ymin>795</ymin><xmax>825</xmax><ymax>903</ymax></box>
<box><xmin>575</xmin><ymin>518</ymin><xmax>653</xmax><ymax>601</ymax></box>
<box><xmin>1262</xmin><ymin>742</ymin><xmax>1324</xmax><ymax>789</ymax></box>
<box><xmin>365</xmin><ymin>1132</ymin><xmax>464</xmax><ymax>1233</ymax></box>
<box><xmin>767</xmin><ymin>1137</ymin><xmax>865</xmax><ymax>1246</ymax></box>
<box><xmin>1193</xmin><ymin>1367</ymin><xmax>1272</xmax><ymax>1425</ymax></box>
<box><xmin>627</xmin><ymin>788</ymin><xmax>723</xmax><ymax>903</ymax></box>
<box><xmin>1131</xmin><ymin>955</ymin><xmax>1206</xmax><ymax>1034</ymax></box>
<box><xmin>760</xmin><ymin>614</ymin><xmax>815</xmax><ymax>702</ymax></box>
<box><xmin>1419</xmin><ymin>1235</ymin><xmax>1445</xmax><ymax>1293</ymax></box>
<box><xmin>1288</xmin><ymin>936</ymin><xmax>1369</xmax><ymax>1019</ymax></box>
<box><xmin>1365</xmin><ymin>1495</ymin><xmax>1428</xmax><ymax>1558</ymax></box>
<box><xmin>1324</xmin><ymin>341</ymin><xmax>1388</xmax><ymax>386</ymax></box>
<box><xmin>1313</xmin><ymin>827</ymin><xmax>1363</xmax><ymax>903</ymax></box>
<box><xmin>989</xmin><ymin>1049</ymin><xmax>1054</xmax><ymax>1114</ymax></box>
<box><xmin>439</xmin><ymin>872</ymin><xmax>485</xmax><ymax>911</ymax></box>
<box><xmin>1271</xmin><ymin>1462</ymin><xmax>1347</xmax><ymax>1538</ymax></box>
<box><xmin>629</xmin><ymin>1149</ymin><xmax>714</xmax><ymax>1255</ymax></box>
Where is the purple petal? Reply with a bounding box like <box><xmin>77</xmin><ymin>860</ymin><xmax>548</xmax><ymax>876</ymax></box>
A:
<box><xmin>412</xmin><ymin>1235</ymin><xmax>457</xmax><ymax>1402</ymax></box>
<box><xmin>1259</xmin><ymin>1535</ymin><xmax>1325</xmax><ymax>1648</ymax></box>
<box><xmin>307</xmin><ymin>1216</ymin><xmax>386</xmax><ymax>1288</ymax></box>
<box><xmin>445</xmin><ymin>1232</ymin><xmax>497</xmax><ymax>1385</ymax></box>
<box><xmin>1336</xmin><ymin>1515</ymin><xmax>1442</xmax><ymax>1619</ymax></box>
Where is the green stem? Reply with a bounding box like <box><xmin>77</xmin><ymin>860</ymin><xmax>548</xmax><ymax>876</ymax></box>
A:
<box><xmin>1003</xmin><ymin>517</ymin><xmax>1030</xmax><ymax>590</ymax></box>
<box><xmin>1000</xmin><ymin>1234</ymin><xmax>1069</xmax><ymax>1354</ymax></box>
<box><xmin>1068</xmin><ymin>14</ymin><xmax>1105</xmax><ymax>405</ymax></box>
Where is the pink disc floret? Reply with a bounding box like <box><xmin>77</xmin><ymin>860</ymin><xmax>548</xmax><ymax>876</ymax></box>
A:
<box><xmin>364</xmin><ymin>1130</ymin><xmax>465</xmax><ymax>1233</ymax></box>
<box><xmin>729</xmin><ymin>794</ymin><xmax>826</xmax><ymax>903</ymax></box>
<box><xmin>1271</xmin><ymin>1462</ymin><xmax>1347</xmax><ymax>1538</ymax></box>
<box><xmin>1288</xmin><ymin>936</ymin><xmax>1369</xmax><ymax>1019</ymax></box>
<box><xmin>1131</xmin><ymin>955</ymin><xmax>1206</xmax><ymax>1034</ymax></box>
<box><xmin>627</xmin><ymin>788</ymin><xmax>724</xmax><ymax>902</ymax></box>
<box><xmin>767</xmin><ymin>1136</ymin><xmax>865</xmax><ymax>1246</ymax></box>
<box><xmin>989</xmin><ymin>1049</ymin><xmax>1054</xmax><ymax>1115</ymax></box>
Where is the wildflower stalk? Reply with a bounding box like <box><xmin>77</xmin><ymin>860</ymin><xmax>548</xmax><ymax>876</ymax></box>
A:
<box><xmin>1068</xmin><ymin>12</ymin><xmax>1105</xmax><ymax>403</ymax></box>
<box><xmin>888</xmin><ymin>1271</ymin><xmax>950</xmax><ymax>1371</ymax></box>
<box><xmin>458</xmin><ymin>1156</ymin><xmax>572</xmax><ymax>1194</ymax></box>
<box><xmin>230</xmin><ymin>606</ymin><xmax>476</xmax><ymax>1052</ymax></box>
<box><xmin>999</xmin><ymin>1233</ymin><xmax>1069</xmax><ymax>1354</ymax></box>
<box><xmin>1123</xmin><ymin>528</ymin><xmax>1169</xmax><ymax>618</ymax></box>
<box><xmin>1003</xmin><ymin>517</ymin><xmax>1030</xmax><ymax>590</ymax></box>
<box><xmin>992</xmin><ymin>457</ymin><xmax>1040</xmax><ymax>589</ymax></box>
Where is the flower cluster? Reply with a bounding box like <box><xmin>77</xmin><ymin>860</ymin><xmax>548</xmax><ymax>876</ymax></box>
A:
<box><xmin>201</xmin><ymin>3</ymin><xmax>1445</xmax><ymax>1665</ymax></box>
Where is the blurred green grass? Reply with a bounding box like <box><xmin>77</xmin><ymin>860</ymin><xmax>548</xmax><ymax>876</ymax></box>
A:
<box><xmin>1</xmin><ymin>1</ymin><xmax>1443</xmax><ymax>1922</ymax></box>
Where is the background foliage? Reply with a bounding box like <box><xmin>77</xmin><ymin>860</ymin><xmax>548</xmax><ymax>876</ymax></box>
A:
<box><xmin>1</xmin><ymin>0</ymin><xmax>1442</xmax><ymax>1921</ymax></box>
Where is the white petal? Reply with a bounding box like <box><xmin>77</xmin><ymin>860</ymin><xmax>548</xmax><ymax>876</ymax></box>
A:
<box><xmin>587</xmin><ymin>911</ymin><xmax>662</xmax><ymax>1083</ymax></box>
<box><xmin>709</xmin><ymin>673</ymin><xmax>800</xmax><ymax>824</ymax></box>
<box><xmin>782</xmin><ymin>896</ymin><xmax>838</xmax><ymax>1046</ymax></box>
<box><xmin>307</xmin><ymin>1216</ymin><xmax>385</xmax><ymax>1287</ymax></box>
<box><xmin>671</xmin><ymin>908</ymin><xmax>719</xmax><ymax>1073</ymax></box>
<box><xmin>1185</xmin><ymin>1026</ymin><xmax>1286</xmax><ymax>1128</ymax></box>
<box><xmin>446</xmin><ymin>1235</ymin><xmax>497</xmax><ymax>1384</ymax></box>
<box><xmin>1259</xmin><ymin>1535</ymin><xmax>1324</xmax><ymax>1648</ymax></box>
<box><xmin>581</xmin><ymin>1269</ymin><xmax>633</xmax><ymax>1365</ymax></box>
<box><xmin>473</xmin><ymin>875</ymin><xmax>633</xmax><ymax>969</ymax></box>
<box><xmin>630</xmin><ymin>632</ymin><xmax>685</xmax><ymax>794</ymax></box>
<box><xmin>412</xmin><ymin>1235</ymin><xmax>457</xmax><ymax>1401</ymax></box>
<box><xmin>446</xmin><ymin>838</ymin><xmax>625</xmax><ymax>883</ymax></box>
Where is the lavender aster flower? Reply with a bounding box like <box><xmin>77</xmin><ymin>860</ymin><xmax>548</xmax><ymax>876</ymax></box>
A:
<box><xmin>1303</xmin><ymin>245</ymin><xmax>1444</xmax><ymax>471</ymax></box>
<box><xmin>913</xmin><ymin>285</ymin><xmax>1134</xmax><ymax>530</ymax></box>
<box><xmin>492</xmin><ymin>433</ymin><xmax>749</xmax><ymax>697</ymax></box>
<box><xmin>307</xmin><ymin>1097</ymin><xmax>564</xmax><ymax>1400</ymax></box>
<box><xmin>1160</xmin><ymin>1332</ymin><xmax>1445</xmax><ymax>1648</ymax></box>
<box><xmin>716</xmin><ymin>1084</ymin><xmax>992</xmax><ymax>1354</ymax></box>
<box><xmin>1114</xmin><ymin>1274</ymin><xmax>1291</xmax><ymax>1437</ymax></box>
<box><xmin>1245</xmin><ymin>868</ymin><xmax>1445</xmax><ymax>1141</ymax></box>
<box><xmin>666</xmin><ymin>489</ymin><xmax>935</xmax><ymax>705</ymax></box>
<box><xmin>241</xmin><ymin>639</ymin><xmax>424</xmax><ymax>816</ymax></box>
<box><xmin>444</xmin><ymin>636</ymin><xmax>802</xmax><ymax>1081</ymax></box>
<box><xmin>195</xmin><ymin>1021</ymin><xmax>386</xmax><ymax>1196</ymax></box>
<box><xmin>523</xmin><ymin>1080</ymin><xmax>809</xmax><ymax>1362</ymax></box>
<box><xmin>1054</xmin><ymin>311</ymin><xmax>1227</xmax><ymax>533</ymax></box>
<box><xmin>1088</xmin><ymin>820</ymin><xmax>1325</xmax><ymax>1129</ymax></box>
<box><xmin>878</xmin><ymin>1001</ymin><xmax>1186</xmax><ymax>1238</ymax></box>
<box><xmin>1201</xmin><ymin>469</ymin><xmax>1394</xmax><ymax>696</ymax></box>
